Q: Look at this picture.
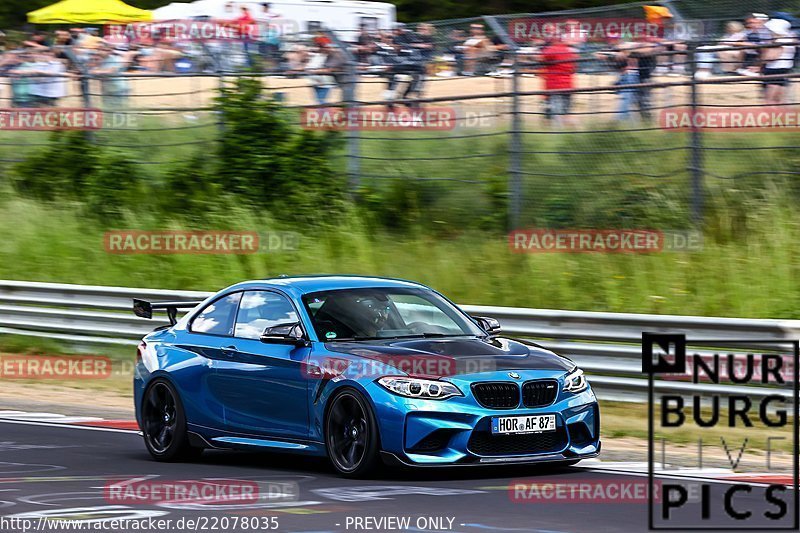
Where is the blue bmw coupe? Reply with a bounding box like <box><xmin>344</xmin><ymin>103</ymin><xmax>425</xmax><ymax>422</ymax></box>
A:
<box><xmin>133</xmin><ymin>276</ymin><xmax>600</xmax><ymax>476</ymax></box>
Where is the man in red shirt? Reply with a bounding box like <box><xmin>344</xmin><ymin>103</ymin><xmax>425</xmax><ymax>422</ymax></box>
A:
<box><xmin>539</xmin><ymin>28</ymin><xmax>578</xmax><ymax>123</ymax></box>
<box><xmin>236</xmin><ymin>6</ymin><xmax>258</xmax><ymax>67</ymax></box>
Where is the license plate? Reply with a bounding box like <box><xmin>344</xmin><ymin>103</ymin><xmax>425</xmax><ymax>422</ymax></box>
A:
<box><xmin>491</xmin><ymin>414</ymin><xmax>556</xmax><ymax>435</ymax></box>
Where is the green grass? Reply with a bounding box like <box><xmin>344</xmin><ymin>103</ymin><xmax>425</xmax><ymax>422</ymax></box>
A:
<box><xmin>0</xmin><ymin>335</ymin><xmax>135</xmax><ymax>396</ymax></box>
<box><xmin>1</xmin><ymin>103</ymin><xmax>799</xmax><ymax>318</ymax></box>
<box><xmin>601</xmin><ymin>401</ymin><xmax>795</xmax><ymax>454</ymax></box>
<box><xmin>0</xmin><ymin>190</ymin><xmax>798</xmax><ymax>317</ymax></box>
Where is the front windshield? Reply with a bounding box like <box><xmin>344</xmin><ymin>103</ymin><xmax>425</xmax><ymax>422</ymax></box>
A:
<box><xmin>302</xmin><ymin>287</ymin><xmax>484</xmax><ymax>341</ymax></box>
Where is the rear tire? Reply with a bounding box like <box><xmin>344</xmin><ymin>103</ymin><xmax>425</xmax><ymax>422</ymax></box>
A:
<box><xmin>141</xmin><ymin>378</ymin><xmax>203</xmax><ymax>462</ymax></box>
<box><xmin>325</xmin><ymin>388</ymin><xmax>382</xmax><ymax>478</ymax></box>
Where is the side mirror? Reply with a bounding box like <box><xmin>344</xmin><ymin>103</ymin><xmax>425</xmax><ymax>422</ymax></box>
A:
<box><xmin>474</xmin><ymin>316</ymin><xmax>501</xmax><ymax>335</ymax></box>
<box><xmin>260</xmin><ymin>322</ymin><xmax>308</xmax><ymax>347</ymax></box>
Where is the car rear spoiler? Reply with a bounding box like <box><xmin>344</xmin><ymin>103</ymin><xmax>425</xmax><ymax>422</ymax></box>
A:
<box><xmin>133</xmin><ymin>299</ymin><xmax>203</xmax><ymax>326</ymax></box>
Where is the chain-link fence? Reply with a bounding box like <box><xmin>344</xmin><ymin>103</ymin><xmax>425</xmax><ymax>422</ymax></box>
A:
<box><xmin>0</xmin><ymin>2</ymin><xmax>798</xmax><ymax>230</ymax></box>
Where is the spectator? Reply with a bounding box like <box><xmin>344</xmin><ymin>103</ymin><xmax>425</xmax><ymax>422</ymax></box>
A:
<box><xmin>8</xmin><ymin>52</ymin><xmax>39</xmax><ymax>108</ymax></box>
<box><xmin>152</xmin><ymin>40</ymin><xmax>183</xmax><ymax>72</ymax></box>
<box><xmin>615</xmin><ymin>56</ymin><xmax>641</xmax><ymax>120</ymax></box>
<box><xmin>596</xmin><ymin>43</ymin><xmax>647</xmax><ymax>120</ymax></box>
<box><xmin>539</xmin><ymin>31</ymin><xmax>578</xmax><ymax>124</ymax></box>
<box><xmin>216</xmin><ymin>2</ymin><xmax>241</xmax><ymax>71</ymax></box>
<box><xmin>72</xmin><ymin>28</ymin><xmax>103</xmax><ymax>64</ymax></box>
<box><xmin>306</xmin><ymin>38</ymin><xmax>343</xmax><ymax>104</ymax></box>
<box><xmin>51</xmin><ymin>30</ymin><xmax>78</xmax><ymax>69</ymax></box>
<box><xmin>223</xmin><ymin>2</ymin><xmax>236</xmax><ymax>18</ymax></box>
<box><xmin>462</xmin><ymin>24</ymin><xmax>492</xmax><ymax>76</ymax></box>
<box><xmin>629</xmin><ymin>42</ymin><xmax>657</xmax><ymax>117</ymax></box>
<box><xmin>762</xmin><ymin>19</ymin><xmax>796</xmax><ymax>104</ymax></box>
<box><xmin>413</xmin><ymin>23</ymin><xmax>436</xmax><ymax>68</ymax></box>
<box><xmin>237</xmin><ymin>6</ymin><xmax>257</xmax><ymax>67</ymax></box>
<box><xmin>380</xmin><ymin>24</ymin><xmax>428</xmax><ymax>109</ymax></box>
<box><xmin>91</xmin><ymin>44</ymin><xmax>132</xmax><ymax>109</ymax></box>
<box><xmin>257</xmin><ymin>2</ymin><xmax>282</xmax><ymax>69</ymax></box>
<box><xmin>737</xmin><ymin>13</ymin><xmax>772</xmax><ymax>76</ymax></box>
<box><xmin>28</xmin><ymin>51</ymin><xmax>68</xmax><ymax>107</ymax></box>
<box><xmin>285</xmin><ymin>42</ymin><xmax>309</xmax><ymax>72</ymax></box>
<box><xmin>487</xmin><ymin>32</ymin><xmax>513</xmax><ymax>77</ymax></box>
<box><xmin>655</xmin><ymin>18</ymin><xmax>687</xmax><ymax>75</ymax></box>
<box><xmin>23</xmin><ymin>31</ymin><xmax>51</xmax><ymax>51</ymax></box>
<box><xmin>717</xmin><ymin>21</ymin><xmax>747</xmax><ymax>74</ymax></box>
<box><xmin>443</xmin><ymin>28</ymin><xmax>466</xmax><ymax>76</ymax></box>
<box><xmin>354</xmin><ymin>24</ymin><xmax>376</xmax><ymax>66</ymax></box>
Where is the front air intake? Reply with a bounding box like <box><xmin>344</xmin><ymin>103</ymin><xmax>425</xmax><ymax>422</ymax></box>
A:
<box><xmin>471</xmin><ymin>382</ymin><xmax>520</xmax><ymax>409</ymax></box>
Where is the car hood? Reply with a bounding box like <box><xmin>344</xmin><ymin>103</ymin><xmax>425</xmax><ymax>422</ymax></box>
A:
<box><xmin>322</xmin><ymin>336</ymin><xmax>574</xmax><ymax>378</ymax></box>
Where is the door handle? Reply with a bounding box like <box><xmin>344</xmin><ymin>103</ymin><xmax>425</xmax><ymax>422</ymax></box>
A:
<box><xmin>221</xmin><ymin>345</ymin><xmax>238</xmax><ymax>357</ymax></box>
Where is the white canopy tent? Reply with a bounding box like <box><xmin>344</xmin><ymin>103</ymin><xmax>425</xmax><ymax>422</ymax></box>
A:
<box><xmin>151</xmin><ymin>2</ymin><xmax>203</xmax><ymax>20</ymax></box>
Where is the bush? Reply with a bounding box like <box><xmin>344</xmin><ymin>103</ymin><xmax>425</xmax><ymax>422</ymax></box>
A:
<box><xmin>214</xmin><ymin>77</ymin><xmax>346</xmax><ymax>224</ymax></box>
<box><xmin>14</xmin><ymin>131</ymin><xmax>146</xmax><ymax>222</ymax></box>
<box><xmin>14</xmin><ymin>131</ymin><xmax>98</xmax><ymax>202</ymax></box>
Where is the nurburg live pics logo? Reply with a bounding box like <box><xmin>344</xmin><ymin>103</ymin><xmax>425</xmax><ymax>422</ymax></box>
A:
<box><xmin>642</xmin><ymin>333</ymin><xmax>799</xmax><ymax>530</ymax></box>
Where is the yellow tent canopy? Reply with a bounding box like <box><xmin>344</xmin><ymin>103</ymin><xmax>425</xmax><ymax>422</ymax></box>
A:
<box><xmin>28</xmin><ymin>0</ymin><xmax>153</xmax><ymax>24</ymax></box>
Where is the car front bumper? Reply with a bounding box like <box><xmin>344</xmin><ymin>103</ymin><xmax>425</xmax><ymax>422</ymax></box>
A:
<box><xmin>366</xmin><ymin>378</ymin><xmax>600</xmax><ymax>466</ymax></box>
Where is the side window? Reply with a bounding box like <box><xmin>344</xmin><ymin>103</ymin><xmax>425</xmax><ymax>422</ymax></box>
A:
<box><xmin>307</xmin><ymin>21</ymin><xmax>322</xmax><ymax>32</ymax></box>
<box><xmin>235</xmin><ymin>291</ymin><xmax>299</xmax><ymax>340</ymax></box>
<box><xmin>190</xmin><ymin>292</ymin><xmax>242</xmax><ymax>336</ymax></box>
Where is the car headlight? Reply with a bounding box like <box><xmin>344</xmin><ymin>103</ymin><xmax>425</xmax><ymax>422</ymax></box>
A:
<box><xmin>377</xmin><ymin>377</ymin><xmax>463</xmax><ymax>400</ymax></box>
<box><xmin>563</xmin><ymin>368</ymin><xmax>588</xmax><ymax>393</ymax></box>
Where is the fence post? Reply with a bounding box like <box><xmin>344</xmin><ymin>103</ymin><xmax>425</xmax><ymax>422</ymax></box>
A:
<box><xmin>199</xmin><ymin>43</ymin><xmax>226</xmax><ymax>134</ymax></box>
<box><xmin>344</xmin><ymin>60</ymin><xmax>360</xmax><ymax>192</ymax></box>
<box><xmin>324</xmin><ymin>28</ymin><xmax>360</xmax><ymax>193</ymax></box>
<box><xmin>508</xmin><ymin>47</ymin><xmax>523</xmax><ymax>231</ymax></box>
<box><xmin>482</xmin><ymin>15</ymin><xmax>521</xmax><ymax>230</ymax></box>
<box><xmin>687</xmin><ymin>42</ymin><xmax>703</xmax><ymax>225</ymax></box>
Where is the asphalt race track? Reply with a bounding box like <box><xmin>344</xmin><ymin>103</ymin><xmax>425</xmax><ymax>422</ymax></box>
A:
<box><xmin>0</xmin><ymin>419</ymin><xmax>794</xmax><ymax>532</ymax></box>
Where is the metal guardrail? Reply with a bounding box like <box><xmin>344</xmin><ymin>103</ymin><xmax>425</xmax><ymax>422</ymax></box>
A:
<box><xmin>1</xmin><ymin>280</ymin><xmax>797</xmax><ymax>402</ymax></box>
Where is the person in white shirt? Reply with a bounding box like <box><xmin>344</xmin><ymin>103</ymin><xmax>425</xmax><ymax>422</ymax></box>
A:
<box><xmin>762</xmin><ymin>18</ymin><xmax>796</xmax><ymax>104</ymax></box>
<box><xmin>256</xmin><ymin>2</ymin><xmax>283</xmax><ymax>68</ymax></box>
<box><xmin>28</xmin><ymin>52</ymin><xmax>69</xmax><ymax>107</ymax></box>
<box><xmin>717</xmin><ymin>21</ymin><xmax>747</xmax><ymax>73</ymax></box>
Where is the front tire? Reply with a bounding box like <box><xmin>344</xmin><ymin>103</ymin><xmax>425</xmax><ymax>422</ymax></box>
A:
<box><xmin>141</xmin><ymin>379</ymin><xmax>203</xmax><ymax>462</ymax></box>
<box><xmin>325</xmin><ymin>388</ymin><xmax>381</xmax><ymax>478</ymax></box>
